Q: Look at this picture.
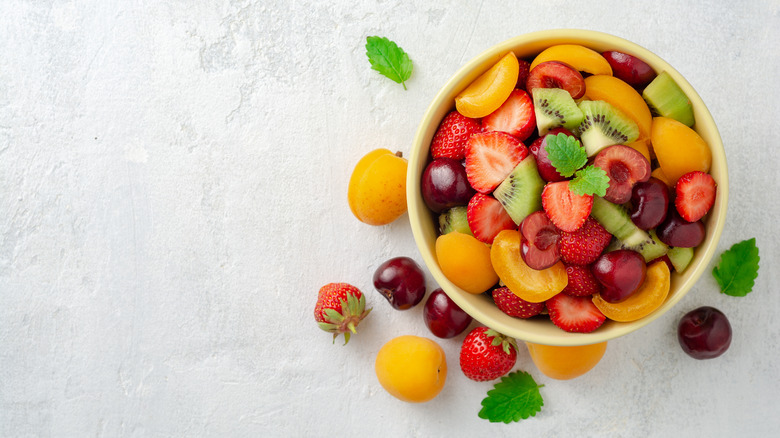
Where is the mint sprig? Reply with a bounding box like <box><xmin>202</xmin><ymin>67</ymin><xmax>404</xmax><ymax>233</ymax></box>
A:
<box><xmin>712</xmin><ymin>238</ymin><xmax>760</xmax><ymax>297</ymax></box>
<box><xmin>569</xmin><ymin>165</ymin><xmax>610</xmax><ymax>197</ymax></box>
<box><xmin>545</xmin><ymin>133</ymin><xmax>587</xmax><ymax>177</ymax></box>
<box><xmin>478</xmin><ymin>371</ymin><xmax>544</xmax><ymax>423</ymax></box>
<box><xmin>365</xmin><ymin>36</ymin><xmax>413</xmax><ymax>90</ymax></box>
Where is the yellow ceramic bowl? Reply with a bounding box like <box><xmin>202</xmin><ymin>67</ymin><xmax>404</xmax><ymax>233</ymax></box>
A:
<box><xmin>407</xmin><ymin>29</ymin><xmax>728</xmax><ymax>346</ymax></box>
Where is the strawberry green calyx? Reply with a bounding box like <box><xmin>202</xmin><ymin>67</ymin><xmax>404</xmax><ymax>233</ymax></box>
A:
<box><xmin>316</xmin><ymin>291</ymin><xmax>372</xmax><ymax>345</ymax></box>
<box><xmin>485</xmin><ymin>328</ymin><xmax>518</xmax><ymax>355</ymax></box>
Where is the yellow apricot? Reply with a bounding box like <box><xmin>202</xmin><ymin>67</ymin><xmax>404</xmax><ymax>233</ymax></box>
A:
<box><xmin>435</xmin><ymin>232</ymin><xmax>498</xmax><ymax>294</ymax></box>
<box><xmin>455</xmin><ymin>52</ymin><xmax>519</xmax><ymax>118</ymax></box>
<box><xmin>650</xmin><ymin>117</ymin><xmax>711</xmax><ymax>185</ymax></box>
<box><xmin>592</xmin><ymin>261</ymin><xmax>670</xmax><ymax>322</ymax></box>
<box><xmin>627</xmin><ymin>138</ymin><xmax>652</xmax><ymax>163</ymax></box>
<box><xmin>375</xmin><ymin>335</ymin><xmax>447</xmax><ymax>403</ymax></box>
<box><xmin>651</xmin><ymin>167</ymin><xmax>672</xmax><ymax>187</ymax></box>
<box><xmin>526</xmin><ymin>341</ymin><xmax>607</xmax><ymax>380</ymax></box>
<box><xmin>490</xmin><ymin>229</ymin><xmax>567</xmax><ymax>303</ymax></box>
<box><xmin>348</xmin><ymin>148</ymin><xmax>408</xmax><ymax>225</ymax></box>
<box><xmin>584</xmin><ymin>75</ymin><xmax>652</xmax><ymax>140</ymax></box>
<box><xmin>530</xmin><ymin>44</ymin><xmax>612</xmax><ymax>76</ymax></box>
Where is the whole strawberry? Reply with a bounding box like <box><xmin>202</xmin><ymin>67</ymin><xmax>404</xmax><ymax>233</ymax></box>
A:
<box><xmin>559</xmin><ymin>217</ymin><xmax>612</xmax><ymax>265</ymax></box>
<box><xmin>562</xmin><ymin>264</ymin><xmax>602</xmax><ymax>297</ymax></box>
<box><xmin>431</xmin><ymin>111</ymin><xmax>481</xmax><ymax>160</ymax></box>
<box><xmin>493</xmin><ymin>286</ymin><xmax>545</xmax><ymax>318</ymax></box>
<box><xmin>460</xmin><ymin>327</ymin><xmax>517</xmax><ymax>381</ymax></box>
<box><xmin>315</xmin><ymin>283</ymin><xmax>372</xmax><ymax>345</ymax></box>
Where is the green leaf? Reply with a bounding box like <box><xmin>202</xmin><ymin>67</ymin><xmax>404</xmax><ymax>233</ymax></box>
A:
<box><xmin>365</xmin><ymin>36</ymin><xmax>413</xmax><ymax>90</ymax></box>
<box><xmin>544</xmin><ymin>133</ymin><xmax>587</xmax><ymax>177</ymax></box>
<box><xmin>712</xmin><ymin>238</ymin><xmax>760</xmax><ymax>297</ymax></box>
<box><xmin>569</xmin><ymin>165</ymin><xmax>610</xmax><ymax>197</ymax></box>
<box><xmin>478</xmin><ymin>371</ymin><xmax>544</xmax><ymax>423</ymax></box>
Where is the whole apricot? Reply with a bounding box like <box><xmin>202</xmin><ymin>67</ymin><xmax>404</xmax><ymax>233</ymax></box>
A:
<box><xmin>348</xmin><ymin>149</ymin><xmax>408</xmax><ymax>225</ymax></box>
<box><xmin>375</xmin><ymin>335</ymin><xmax>447</xmax><ymax>403</ymax></box>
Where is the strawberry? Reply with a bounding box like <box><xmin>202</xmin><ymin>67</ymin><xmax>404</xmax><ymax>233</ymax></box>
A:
<box><xmin>315</xmin><ymin>283</ymin><xmax>372</xmax><ymax>344</ymax></box>
<box><xmin>466</xmin><ymin>193</ymin><xmax>516</xmax><ymax>244</ymax></box>
<box><xmin>460</xmin><ymin>327</ymin><xmax>518</xmax><ymax>381</ymax></box>
<box><xmin>465</xmin><ymin>131</ymin><xmax>528</xmax><ymax>194</ymax></box>
<box><xmin>430</xmin><ymin>111</ymin><xmax>481</xmax><ymax>160</ymax></box>
<box><xmin>558</xmin><ymin>217</ymin><xmax>612</xmax><ymax>265</ymax></box>
<box><xmin>482</xmin><ymin>89</ymin><xmax>536</xmax><ymax>141</ymax></box>
<box><xmin>674</xmin><ymin>171</ymin><xmax>717</xmax><ymax>222</ymax></box>
<box><xmin>515</xmin><ymin>58</ymin><xmax>531</xmax><ymax>90</ymax></box>
<box><xmin>492</xmin><ymin>286</ymin><xmax>545</xmax><ymax>318</ymax></box>
<box><xmin>546</xmin><ymin>292</ymin><xmax>606</xmax><ymax>333</ymax></box>
<box><xmin>541</xmin><ymin>181</ymin><xmax>593</xmax><ymax>232</ymax></box>
<box><xmin>562</xmin><ymin>264</ymin><xmax>602</xmax><ymax>297</ymax></box>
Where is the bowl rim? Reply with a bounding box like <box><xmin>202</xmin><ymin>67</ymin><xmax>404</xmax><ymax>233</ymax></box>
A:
<box><xmin>407</xmin><ymin>29</ymin><xmax>729</xmax><ymax>346</ymax></box>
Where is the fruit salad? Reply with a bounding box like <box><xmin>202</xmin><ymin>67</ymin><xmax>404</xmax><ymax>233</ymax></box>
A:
<box><xmin>422</xmin><ymin>44</ymin><xmax>718</xmax><ymax>334</ymax></box>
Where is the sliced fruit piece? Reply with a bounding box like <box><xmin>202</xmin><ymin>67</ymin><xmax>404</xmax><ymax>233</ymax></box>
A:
<box><xmin>466</xmin><ymin>193</ymin><xmax>516</xmax><ymax>244</ymax></box>
<box><xmin>562</xmin><ymin>264</ymin><xmax>602</xmax><ymax>297</ymax></box>
<box><xmin>438</xmin><ymin>206</ymin><xmax>473</xmax><ymax>236</ymax></box>
<box><xmin>436</xmin><ymin>232</ymin><xmax>498</xmax><ymax>294</ymax></box>
<box><xmin>592</xmin><ymin>260</ymin><xmax>670</xmax><ymax>322</ymax></box>
<box><xmin>531</xmin><ymin>44</ymin><xmax>613</xmax><ymax>76</ymax></box>
<box><xmin>482</xmin><ymin>89</ymin><xmax>536</xmax><ymax>141</ymax></box>
<box><xmin>520</xmin><ymin>210</ymin><xmax>561</xmax><ymax>270</ymax></box>
<box><xmin>493</xmin><ymin>156</ymin><xmax>545</xmax><ymax>225</ymax></box>
<box><xmin>577</xmin><ymin>100</ymin><xmax>640</xmax><ymax>157</ymax></box>
<box><xmin>642</xmin><ymin>71</ymin><xmax>694</xmax><ymax>127</ymax></box>
<box><xmin>546</xmin><ymin>293</ymin><xmax>606</xmax><ymax>333</ymax></box>
<box><xmin>627</xmin><ymin>138</ymin><xmax>651</xmax><ymax>163</ymax></box>
<box><xmin>558</xmin><ymin>217</ymin><xmax>613</xmax><ymax>266</ymax></box>
<box><xmin>493</xmin><ymin>286</ymin><xmax>545</xmax><ymax>319</ymax></box>
<box><xmin>667</xmin><ymin>246</ymin><xmax>695</xmax><ymax>272</ymax></box>
<box><xmin>650</xmin><ymin>116</ymin><xmax>711</xmax><ymax>185</ymax></box>
<box><xmin>601</xmin><ymin>50</ymin><xmax>656</xmax><ymax>88</ymax></box>
<box><xmin>606</xmin><ymin>228</ymin><xmax>669</xmax><ymax>263</ymax></box>
<box><xmin>490</xmin><ymin>229</ymin><xmax>568</xmax><ymax>303</ymax></box>
<box><xmin>464</xmin><ymin>131</ymin><xmax>528</xmax><ymax>194</ymax></box>
<box><xmin>456</xmin><ymin>52</ymin><xmax>520</xmax><ymax>118</ymax></box>
<box><xmin>674</xmin><ymin>171</ymin><xmax>717</xmax><ymax>222</ymax></box>
<box><xmin>541</xmin><ymin>181</ymin><xmax>593</xmax><ymax>232</ymax></box>
<box><xmin>583</xmin><ymin>74</ymin><xmax>652</xmax><ymax>140</ymax></box>
<box><xmin>590</xmin><ymin>196</ymin><xmax>654</xmax><ymax>248</ymax></box>
<box><xmin>526</xmin><ymin>341</ymin><xmax>607</xmax><ymax>380</ymax></box>
<box><xmin>430</xmin><ymin>111</ymin><xmax>481</xmax><ymax>160</ymax></box>
<box><xmin>527</xmin><ymin>61</ymin><xmax>586</xmax><ymax>99</ymax></box>
<box><xmin>593</xmin><ymin>144</ymin><xmax>651</xmax><ymax>204</ymax></box>
<box><xmin>532</xmin><ymin>87</ymin><xmax>585</xmax><ymax>136</ymax></box>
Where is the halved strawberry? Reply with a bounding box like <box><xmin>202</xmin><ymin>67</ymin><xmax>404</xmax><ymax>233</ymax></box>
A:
<box><xmin>674</xmin><ymin>171</ymin><xmax>717</xmax><ymax>222</ymax></box>
<box><xmin>541</xmin><ymin>181</ymin><xmax>593</xmax><ymax>232</ymax></box>
<box><xmin>562</xmin><ymin>264</ymin><xmax>602</xmax><ymax>297</ymax></box>
<box><xmin>546</xmin><ymin>292</ymin><xmax>606</xmax><ymax>333</ymax></box>
<box><xmin>492</xmin><ymin>286</ymin><xmax>545</xmax><ymax>318</ymax></box>
<box><xmin>431</xmin><ymin>111</ymin><xmax>481</xmax><ymax>160</ymax></box>
<box><xmin>465</xmin><ymin>131</ymin><xmax>528</xmax><ymax>194</ymax></box>
<box><xmin>558</xmin><ymin>217</ymin><xmax>612</xmax><ymax>265</ymax></box>
<box><xmin>482</xmin><ymin>89</ymin><xmax>536</xmax><ymax>141</ymax></box>
<box><xmin>466</xmin><ymin>193</ymin><xmax>516</xmax><ymax>244</ymax></box>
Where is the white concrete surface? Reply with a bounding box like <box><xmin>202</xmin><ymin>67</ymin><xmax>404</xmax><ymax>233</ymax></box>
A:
<box><xmin>1</xmin><ymin>0</ymin><xmax>779</xmax><ymax>436</ymax></box>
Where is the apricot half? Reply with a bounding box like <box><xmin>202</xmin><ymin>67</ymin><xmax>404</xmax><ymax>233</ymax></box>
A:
<box><xmin>490</xmin><ymin>229</ymin><xmax>567</xmax><ymax>303</ymax></box>
<box><xmin>455</xmin><ymin>52</ymin><xmax>519</xmax><ymax>118</ymax></box>
<box><xmin>650</xmin><ymin>116</ymin><xmax>711</xmax><ymax>185</ymax></box>
<box><xmin>530</xmin><ymin>44</ymin><xmax>612</xmax><ymax>76</ymax></box>
<box><xmin>592</xmin><ymin>260</ymin><xmax>671</xmax><ymax>322</ymax></box>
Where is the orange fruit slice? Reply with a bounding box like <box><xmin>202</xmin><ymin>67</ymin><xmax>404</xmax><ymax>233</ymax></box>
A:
<box><xmin>592</xmin><ymin>261</ymin><xmax>671</xmax><ymax>322</ymax></box>
<box><xmin>455</xmin><ymin>52</ymin><xmax>519</xmax><ymax>118</ymax></box>
<box><xmin>490</xmin><ymin>229</ymin><xmax>567</xmax><ymax>303</ymax></box>
<box><xmin>650</xmin><ymin>116</ymin><xmax>712</xmax><ymax>186</ymax></box>
<box><xmin>530</xmin><ymin>44</ymin><xmax>612</xmax><ymax>76</ymax></box>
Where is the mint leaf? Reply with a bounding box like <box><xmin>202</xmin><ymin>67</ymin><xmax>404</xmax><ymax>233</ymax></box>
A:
<box><xmin>544</xmin><ymin>133</ymin><xmax>587</xmax><ymax>177</ymax></box>
<box><xmin>568</xmin><ymin>165</ymin><xmax>609</xmax><ymax>197</ymax></box>
<box><xmin>365</xmin><ymin>36</ymin><xmax>413</xmax><ymax>90</ymax></box>
<box><xmin>712</xmin><ymin>238</ymin><xmax>760</xmax><ymax>297</ymax></box>
<box><xmin>478</xmin><ymin>371</ymin><xmax>544</xmax><ymax>423</ymax></box>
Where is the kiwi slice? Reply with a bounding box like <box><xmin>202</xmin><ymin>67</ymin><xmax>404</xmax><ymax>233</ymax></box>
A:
<box><xmin>493</xmin><ymin>157</ymin><xmax>545</xmax><ymax>225</ymax></box>
<box><xmin>577</xmin><ymin>100</ymin><xmax>640</xmax><ymax>157</ymax></box>
<box><xmin>532</xmin><ymin>88</ymin><xmax>584</xmax><ymax>136</ymax></box>
<box><xmin>438</xmin><ymin>206</ymin><xmax>473</xmax><ymax>236</ymax></box>
<box><xmin>642</xmin><ymin>71</ymin><xmax>694</xmax><ymax>127</ymax></box>
<box><xmin>606</xmin><ymin>229</ymin><xmax>669</xmax><ymax>262</ymax></box>
<box><xmin>667</xmin><ymin>246</ymin><xmax>694</xmax><ymax>272</ymax></box>
<box><xmin>592</xmin><ymin>197</ymin><xmax>669</xmax><ymax>262</ymax></box>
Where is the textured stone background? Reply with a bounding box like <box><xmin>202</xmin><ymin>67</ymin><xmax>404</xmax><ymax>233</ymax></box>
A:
<box><xmin>1</xmin><ymin>0</ymin><xmax>779</xmax><ymax>436</ymax></box>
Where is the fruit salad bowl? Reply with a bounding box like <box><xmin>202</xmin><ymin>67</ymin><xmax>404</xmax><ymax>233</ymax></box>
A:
<box><xmin>407</xmin><ymin>29</ymin><xmax>728</xmax><ymax>346</ymax></box>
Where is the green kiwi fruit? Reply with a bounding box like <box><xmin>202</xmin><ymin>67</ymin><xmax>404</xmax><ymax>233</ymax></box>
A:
<box><xmin>438</xmin><ymin>206</ymin><xmax>473</xmax><ymax>236</ymax></box>
<box><xmin>642</xmin><ymin>71</ymin><xmax>694</xmax><ymax>127</ymax></box>
<box><xmin>577</xmin><ymin>100</ymin><xmax>640</xmax><ymax>157</ymax></box>
<box><xmin>667</xmin><ymin>246</ymin><xmax>694</xmax><ymax>272</ymax></box>
<box><xmin>493</xmin><ymin>157</ymin><xmax>545</xmax><ymax>225</ymax></box>
<box><xmin>532</xmin><ymin>87</ymin><xmax>584</xmax><ymax>136</ymax></box>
